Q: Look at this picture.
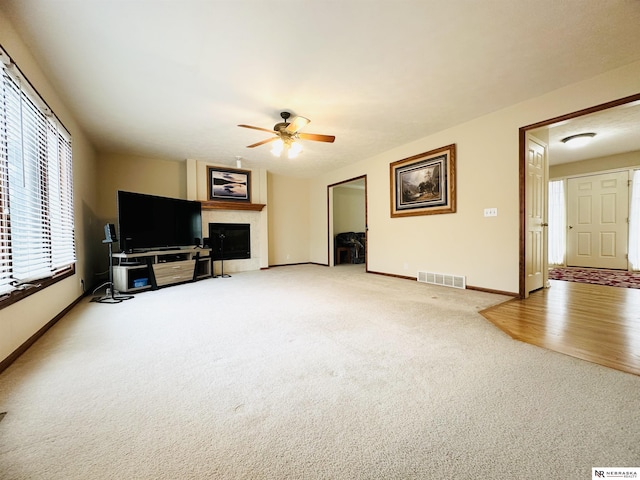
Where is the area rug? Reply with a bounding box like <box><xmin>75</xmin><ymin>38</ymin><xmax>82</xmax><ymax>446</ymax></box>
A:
<box><xmin>548</xmin><ymin>267</ymin><xmax>640</xmax><ymax>289</ymax></box>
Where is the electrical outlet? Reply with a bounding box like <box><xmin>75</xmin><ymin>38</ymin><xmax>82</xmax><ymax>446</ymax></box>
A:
<box><xmin>484</xmin><ymin>208</ymin><xmax>498</xmax><ymax>217</ymax></box>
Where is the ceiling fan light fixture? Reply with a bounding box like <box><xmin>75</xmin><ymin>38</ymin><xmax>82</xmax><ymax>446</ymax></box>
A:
<box><xmin>239</xmin><ymin>112</ymin><xmax>335</xmax><ymax>155</ymax></box>
<box><xmin>288</xmin><ymin>140</ymin><xmax>303</xmax><ymax>159</ymax></box>
<box><xmin>271</xmin><ymin>139</ymin><xmax>284</xmax><ymax>157</ymax></box>
<box><xmin>561</xmin><ymin>132</ymin><xmax>596</xmax><ymax>147</ymax></box>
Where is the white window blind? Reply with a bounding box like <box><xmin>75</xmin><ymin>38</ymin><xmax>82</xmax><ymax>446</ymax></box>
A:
<box><xmin>0</xmin><ymin>48</ymin><xmax>75</xmax><ymax>297</ymax></box>
<box><xmin>0</xmin><ymin>92</ymin><xmax>9</xmax><ymax>294</ymax></box>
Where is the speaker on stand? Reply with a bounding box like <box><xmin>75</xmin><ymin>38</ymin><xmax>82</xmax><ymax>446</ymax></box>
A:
<box><xmin>214</xmin><ymin>233</ymin><xmax>231</xmax><ymax>278</ymax></box>
<box><xmin>92</xmin><ymin>223</ymin><xmax>135</xmax><ymax>304</ymax></box>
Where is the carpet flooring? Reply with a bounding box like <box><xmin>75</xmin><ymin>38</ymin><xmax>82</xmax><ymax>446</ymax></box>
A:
<box><xmin>548</xmin><ymin>267</ymin><xmax>640</xmax><ymax>289</ymax></box>
<box><xmin>0</xmin><ymin>264</ymin><xmax>638</xmax><ymax>479</ymax></box>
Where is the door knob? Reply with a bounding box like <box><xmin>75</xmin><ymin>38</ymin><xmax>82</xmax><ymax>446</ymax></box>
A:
<box><xmin>568</xmin><ymin>225</ymin><xmax>573</xmax><ymax>229</ymax></box>
<box><xmin>541</xmin><ymin>222</ymin><xmax>549</xmax><ymax>227</ymax></box>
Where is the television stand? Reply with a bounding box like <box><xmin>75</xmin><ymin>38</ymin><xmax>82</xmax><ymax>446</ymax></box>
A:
<box><xmin>112</xmin><ymin>247</ymin><xmax>212</xmax><ymax>293</ymax></box>
<box><xmin>119</xmin><ymin>260</ymin><xmax>142</xmax><ymax>266</ymax></box>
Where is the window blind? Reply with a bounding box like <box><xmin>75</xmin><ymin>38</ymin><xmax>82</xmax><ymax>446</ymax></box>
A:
<box><xmin>0</xmin><ymin>84</ymin><xmax>10</xmax><ymax>294</ymax></box>
<box><xmin>0</xmin><ymin>48</ymin><xmax>75</xmax><ymax>297</ymax></box>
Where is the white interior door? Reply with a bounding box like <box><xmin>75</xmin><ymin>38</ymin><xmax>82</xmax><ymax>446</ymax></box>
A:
<box><xmin>525</xmin><ymin>134</ymin><xmax>548</xmax><ymax>294</ymax></box>
<box><xmin>566</xmin><ymin>171</ymin><xmax>629</xmax><ymax>269</ymax></box>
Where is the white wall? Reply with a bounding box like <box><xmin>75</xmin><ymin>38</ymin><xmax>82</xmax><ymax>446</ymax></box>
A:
<box><xmin>308</xmin><ymin>61</ymin><xmax>640</xmax><ymax>293</ymax></box>
<box><xmin>0</xmin><ymin>9</ymin><xmax>100</xmax><ymax>364</ymax></box>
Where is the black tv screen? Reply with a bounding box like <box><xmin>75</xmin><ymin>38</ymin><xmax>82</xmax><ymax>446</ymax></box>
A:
<box><xmin>209</xmin><ymin>223</ymin><xmax>251</xmax><ymax>260</ymax></box>
<box><xmin>117</xmin><ymin>191</ymin><xmax>202</xmax><ymax>252</ymax></box>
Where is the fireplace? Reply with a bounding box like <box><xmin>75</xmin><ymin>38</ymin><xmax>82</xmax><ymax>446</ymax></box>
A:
<box><xmin>209</xmin><ymin>223</ymin><xmax>250</xmax><ymax>260</ymax></box>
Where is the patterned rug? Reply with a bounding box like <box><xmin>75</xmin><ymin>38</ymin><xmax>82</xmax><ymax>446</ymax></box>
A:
<box><xmin>548</xmin><ymin>267</ymin><xmax>640</xmax><ymax>289</ymax></box>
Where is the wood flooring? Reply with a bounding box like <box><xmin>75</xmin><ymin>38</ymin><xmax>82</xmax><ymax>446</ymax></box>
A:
<box><xmin>480</xmin><ymin>280</ymin><xmax>640</xmax><ymax>376</ymax></box>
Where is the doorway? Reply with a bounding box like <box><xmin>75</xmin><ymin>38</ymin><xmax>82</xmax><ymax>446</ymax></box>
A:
<box><xmin>520</xmin><ymin>93</ymin><xmax>640</xmax><ymax>298</ymax></box>
<box><xmin>328</xmin><ymin>176</ymin><xmax>367</xmax><ymax>269</ymax></box>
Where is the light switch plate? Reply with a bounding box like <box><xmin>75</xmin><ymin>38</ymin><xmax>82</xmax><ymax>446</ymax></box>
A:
<box><xmin>484</xmin><ymin>208</ymin><xmax>498</xmax><ymax>217</ymax></box>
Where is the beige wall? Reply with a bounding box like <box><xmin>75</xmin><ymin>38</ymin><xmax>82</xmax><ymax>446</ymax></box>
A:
<box><xmin>550</xmin><ymin>150</ymin><xmax>640</xmax><ymax>179</ymax></box>
<box><xmin>97</xmin><ymin>152</ymin><xmax>187</xmax><ymax>223</ymax></box>
<box><xmin>268</xmin><ymin>173</ymin><xmax>311</xmax><ymax>265</ymax></box>
<box><xmin>309</xmin><ymin>60</ymin><xmax>640</xmax><ymax>293</ymax></box>
<box><xmin>0</xmin><ymin>9</ymin><xmax>99</xmax><ymax>364</ymax></box>
<box><xmin>333</xmin><ymin>186</ymin><xmax>366</xmax><ymax>235</ymax></box>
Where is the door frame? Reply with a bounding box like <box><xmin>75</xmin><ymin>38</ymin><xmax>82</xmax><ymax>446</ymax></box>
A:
<box><xmin>519</xmin><ymin>92</ymin><xmax>640</xmax><ymax>298</ymax></box>
<box><xmin>327</xmin><ymin>175</ymin><xmax>368</xmax><ymax>269</ymax></box>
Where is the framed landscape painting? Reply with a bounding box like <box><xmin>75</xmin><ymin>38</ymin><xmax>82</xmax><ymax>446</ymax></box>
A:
<box><xmin>207</xmin><ymin>166</ymin><xmax>251</xmax><ymax>203</ymax></box>
<box><xmin>390</xmin><ymin>144</ymin><xmax>456</xmax><ymax>217</ymax></box>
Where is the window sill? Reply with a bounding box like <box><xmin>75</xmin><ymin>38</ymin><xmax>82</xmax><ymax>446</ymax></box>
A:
<box><xmin>0</xmin><ymin>265</ymin><xmax>75</xmax><ymax>310</ymax></box>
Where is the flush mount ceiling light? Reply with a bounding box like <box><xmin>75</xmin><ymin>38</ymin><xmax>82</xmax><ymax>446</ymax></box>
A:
<box><xmin>561</xmin><ymin>132</ymin><xmax>596</xmax><ymax>147</ymax></box>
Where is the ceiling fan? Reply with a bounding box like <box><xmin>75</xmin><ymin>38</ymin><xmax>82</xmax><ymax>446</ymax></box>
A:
<box><xmin>238</xmin><ymin>111</ymin><xmax>335</xmax><ymax>159</ymax></box>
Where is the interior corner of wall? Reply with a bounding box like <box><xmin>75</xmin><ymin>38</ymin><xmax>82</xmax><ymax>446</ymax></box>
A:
<box><xmin>186</xmin><ymin>159</ymin><xmax>197</xmax><ymax>200</ymax></box>
<box><xmin>258</xmin><ymin>169</ymin><xmax>268</xmax><ymax>204</ymax></box>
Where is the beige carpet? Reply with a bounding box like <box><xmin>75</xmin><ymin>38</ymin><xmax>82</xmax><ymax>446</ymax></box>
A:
<box><xmin>0</xmin><ymin>264</ymin><xmax>638</xmax><ymax>479</ymax></box>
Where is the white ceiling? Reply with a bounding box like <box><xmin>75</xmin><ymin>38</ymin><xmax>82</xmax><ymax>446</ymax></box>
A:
<box><xmin>536</xmin><ymin>101</ymin><xmax>640</xmax><ymax>165</ymax></box>
<box><xmin>2</xmin><ymin>0</ymin><xmax>640</xmax><ymax>177</ymax></box>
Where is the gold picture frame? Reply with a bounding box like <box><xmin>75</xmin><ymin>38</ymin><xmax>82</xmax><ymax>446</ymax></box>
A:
<box><xmin>390</xmin><ymin>144</ymin><xmax>456</xmax><ymax>217</ymax></box>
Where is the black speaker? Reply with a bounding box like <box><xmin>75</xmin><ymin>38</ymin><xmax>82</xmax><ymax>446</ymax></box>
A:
<box><xmin>194</xmin><ymin>237</ymin><xmax>201</xmax><ymax>247</ymax></box>
<box><xmin>104</xmin><ymin>223</ymin><xmax>117</xmax><ymax>242</ymax></box>
<box><xmin>203</xmin><ymin>237</ymin><xmax>210</xmax><ymax>248</ymax></box>
<box><xmin>123</xmin><ymin>237</ymin><xmax>133</xmax><ymax>253</ymax></box>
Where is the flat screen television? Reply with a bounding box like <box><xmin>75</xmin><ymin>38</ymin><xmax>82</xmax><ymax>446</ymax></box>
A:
<box><xmin>117</xmin><ymin>190</ymin><xmax>202</xmax><ymax>252</ymax></box>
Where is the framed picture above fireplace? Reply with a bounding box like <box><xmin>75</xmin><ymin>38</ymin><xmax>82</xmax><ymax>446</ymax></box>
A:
<box><xmin>207</xmin><ymin>166</ymin><xmax>251</xmax><ymax>203</ymax></box>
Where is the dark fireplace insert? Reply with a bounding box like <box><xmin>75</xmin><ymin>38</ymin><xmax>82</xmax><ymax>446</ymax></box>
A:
<box><xmin>208</xmin><ymin>223</ymin><xmax>250</xmax><ymax>260</ymax></box>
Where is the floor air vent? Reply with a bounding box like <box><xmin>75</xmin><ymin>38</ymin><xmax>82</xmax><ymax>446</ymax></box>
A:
<box><xmin>417</xmin><ymin>271</ymin><xmax>466</xmax><ymax>289</ymax></box>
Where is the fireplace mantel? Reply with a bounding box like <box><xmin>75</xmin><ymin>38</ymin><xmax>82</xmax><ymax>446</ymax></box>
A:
<box><xmin>201</xmin><ymin>201</ymin><xmax>266</xmax><ymax>212</ymax></box>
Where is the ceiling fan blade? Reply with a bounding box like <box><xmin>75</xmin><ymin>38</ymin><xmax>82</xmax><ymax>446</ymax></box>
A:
<box><xmin>238</xmin><ymin>124</ymin><xmax>275</xmax><ymax>134</ymax></box>
<box><xmin>298</xmin><ymin>132</ymin><xmax>336</xmax><ymax>143</ymax></box>
<box><xmin>284</xmin><ymin>116</ymin><xmax>310</xmax><ymax>134</ymax></box>
<box><xmin>246</xmin><ymin>137</ymin><xmax>278</xmax><ymax>148</ymax></box>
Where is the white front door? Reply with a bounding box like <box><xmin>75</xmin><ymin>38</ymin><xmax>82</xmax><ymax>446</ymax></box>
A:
<box><xmin>525</xmin><ymin>134</ymin><xmax>548</xmax><ymax>295</ymax></box>
<box><xmin>566</xmin><ymin>171</ymin><xmax>629</xmax><ymax>269</ymax></box>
